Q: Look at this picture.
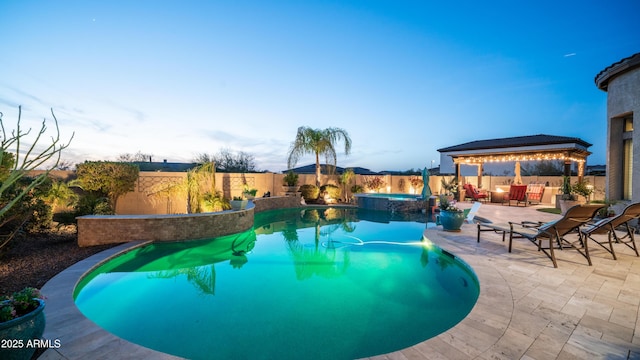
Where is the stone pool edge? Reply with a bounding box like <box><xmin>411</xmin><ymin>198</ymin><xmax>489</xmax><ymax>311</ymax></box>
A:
<box><xmin>39</xmin><ymin>223</ymin><xmax>509</xmax><ymax>359</ymax></box>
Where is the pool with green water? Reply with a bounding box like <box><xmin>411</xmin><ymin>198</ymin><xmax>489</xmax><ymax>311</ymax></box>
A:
<box><xmin>74</xmin><ymin>207</ymin><xmax>479</xmax><ymax>360</ymax></box>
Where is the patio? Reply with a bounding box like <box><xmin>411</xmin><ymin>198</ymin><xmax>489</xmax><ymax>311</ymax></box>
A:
<box><xmin>39</xmin><ymin>203</ymin><xmax>640</xmax><ymax>359</ymax></box>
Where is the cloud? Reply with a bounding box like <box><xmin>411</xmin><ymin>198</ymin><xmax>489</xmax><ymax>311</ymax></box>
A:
<box><xmin>1</xmin><ymin>86</ymin><xmax>48</xmax><ymax>108</ymax></box>
<box><xmin>102</xmin><ymin>100</ymin><xmax>147</xmax><ymax>123</ymax></box>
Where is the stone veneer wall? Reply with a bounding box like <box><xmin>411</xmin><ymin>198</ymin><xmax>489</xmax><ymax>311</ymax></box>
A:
<box><xmin>77</xmin><ymin>196</ymin><xmax>302</xmax><ymax>247</ymax></box>
<box><xmin>356</xmin><ymin>195</ymin><xmax>426</xmax><ymax>212</ymax></box>
<box><xmin>252</xmin><ymin>195</ymin><xmax>302</xmax><ymax>212</ymax></box>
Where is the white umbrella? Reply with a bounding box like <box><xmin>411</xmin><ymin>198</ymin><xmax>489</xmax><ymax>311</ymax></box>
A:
<box><xmin>514</xmin><ymin>161</ymin><xmax>522</xmax><ymax>184</ymax></box>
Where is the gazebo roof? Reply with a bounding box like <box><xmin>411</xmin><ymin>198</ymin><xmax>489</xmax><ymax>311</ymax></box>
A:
<box><xmin>438</xmin><ymin>134</ymin><xmax>592</xmax><ymax>164</ymax></box>
<box><xmin>438</xmin><ymin>134</ymin><xmax>591</xmax><ymax>152</ymax></box>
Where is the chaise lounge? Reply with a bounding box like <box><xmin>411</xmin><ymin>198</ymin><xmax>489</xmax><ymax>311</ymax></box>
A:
<box><xmin>477</xmin><ymin>204</ymin><xmax>604</xmax><ymax>268</ymax></box>
<box><xmin>581</xmin><ymin>202</ymin><xmax>640</xmax><ymax>260</ymax></box>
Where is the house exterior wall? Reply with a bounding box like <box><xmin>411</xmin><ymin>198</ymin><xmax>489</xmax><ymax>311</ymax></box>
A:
<box><xmin>600</xmin><ymin>56</ymin><xmax>640</xmax><ymax>202</ymax></box>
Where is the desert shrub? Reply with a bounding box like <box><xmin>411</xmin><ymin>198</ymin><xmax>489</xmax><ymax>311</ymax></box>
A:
<box><xmin>320</xmin><ymin>184</ymin><xmax>341</xmax><ymax>201</ymax></box>
<box><xmin>351</xmin><ymin>184</ymin><xmax>364</xmax><ymax>193</ymax></box>
<box><xmin>202</xmin><ymin>191</ymin><xmax>230</xmax><ymax>212</ymax></box>
<box><xmin>299</xmin><ymin>184</ymin><xmax>320</xmax><ymax>203</ymax></box>
<box><xmin>73</xmin><ymin>194</ymin><xmax>113</xmax><ymax>216</ymax></box>
<box><xmin>0</xmin><ymin>176</ymin><xmax>53</xmax><ymax>235</ymax></box>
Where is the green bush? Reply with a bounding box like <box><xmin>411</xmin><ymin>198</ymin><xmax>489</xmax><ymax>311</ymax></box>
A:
<box><xmin>351</xmin><ymin>184</ymin><xmax>364</xmax><ymax>194</ymax></box>
<box><xmin>299</xmin><ymin>184</ymin><xmax>319</xmax><ymax>203</ymax></box>
<box><xmin>283</xmin><ymin>171</ymin><xmax>299</xmax><ymax>186</ymax></box>
<box><xmin>73</xmin><ymin>194</ymin><xmax>113</xmax><ymax>216</ymax></box>
<box><xmin>0</xmin><ymin>176</ymin><xmax>53</xmax><ymax>234</ymax></box>
<box><xmin>74</xmin><ymin>161</ymin><xmax>139</xmax><ymax>210</ymax></box>
<box><xmin>320</xmin><ymin>184</ymin><xmax>341</xmax><ymax>201</ymax></box>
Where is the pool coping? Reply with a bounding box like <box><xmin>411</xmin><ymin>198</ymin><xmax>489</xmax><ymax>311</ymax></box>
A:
<box><xmin>38</xmin><ymin>204</ymin><xmax>640</xmax><ymax>359</ymax></box>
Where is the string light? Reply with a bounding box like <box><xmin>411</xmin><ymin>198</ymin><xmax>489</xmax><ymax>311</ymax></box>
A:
<box><xmin>453</xmin><ymin>152</ymin><xmax>587</xmax><ymax>164</ymax></box>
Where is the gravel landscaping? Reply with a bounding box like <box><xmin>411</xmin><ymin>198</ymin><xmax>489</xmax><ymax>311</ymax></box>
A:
<box><xmin>0</xmin><ymin>229</ymin><xmax>116</xmax><ymax>295</ymax></box>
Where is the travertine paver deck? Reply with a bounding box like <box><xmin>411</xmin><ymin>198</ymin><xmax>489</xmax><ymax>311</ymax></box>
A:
<box><xmin>39</xmin><ymin>204</ymin><xmax>640</xmax><ymax>359</ymax></box>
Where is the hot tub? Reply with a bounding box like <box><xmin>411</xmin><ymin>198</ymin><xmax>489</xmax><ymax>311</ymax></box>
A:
<box><xmin>355</xmin><ymin>193</ymin><xmax>426</xmax><ymax>212</ymax></box>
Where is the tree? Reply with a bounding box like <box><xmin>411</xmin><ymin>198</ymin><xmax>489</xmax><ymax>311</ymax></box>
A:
<box><xmin>118</xmin><ymin>151</ymin><xmax>153</xmax><ymax>162</ymax></box>
<box><xmin>74</xmin><ymin>161</ymin><xmax>139</xmax><ymax>212</ymax></box>
<box><xmin>287</xmin><ymin>126</ymin><xmax>352</xmax><ymax>186</ymax></box>
<box><xmin>339</xmin><ymin>168</ymin><xmax>355</xmax><ymax>202</ymax></box>
<box><xmin>194</xmin><ymin>149</ymin><xmax>257</xmax><ymax>173</ymax></box>
<box><xmin>55</xmin><ymin>159</ymin><xmax>75</xmax><ymax>171</ymax></box>
<box><xmin>146</xmin><ymin>161</ymin><xmax>229</xmax><ymax>214</ymax></box>
<box><xmin>0</xmin><ymin>106</ymin><xmax>73</xmax><ymax>249</ymax></box>
<box><xmin>521</xmin><ymin>160</ymin><xmax>564</xmax><ymax>176</ymax></box>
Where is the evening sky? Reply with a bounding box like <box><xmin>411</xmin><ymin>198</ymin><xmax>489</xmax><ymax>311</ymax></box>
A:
<box><xmin>1</xmin><ymin>0</ymin><xmax>638</xmax><ymax>172</ymax></box>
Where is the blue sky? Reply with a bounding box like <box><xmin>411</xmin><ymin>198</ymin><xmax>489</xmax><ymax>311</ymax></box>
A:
<box><xmin>1</xmin><ymin>1</ymin><xmax>638</xmax><ymax>172</ymax></box>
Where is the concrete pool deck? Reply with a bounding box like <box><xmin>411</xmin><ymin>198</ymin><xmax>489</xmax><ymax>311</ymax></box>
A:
<box><xmin>38</xmin><ymin>204</ymin><xmax>640</xmax><ymax>359</ymax></box>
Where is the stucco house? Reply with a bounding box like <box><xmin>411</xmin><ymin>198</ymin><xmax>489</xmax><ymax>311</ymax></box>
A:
<box><xmin>595</xmin><ymin>52</ymin><xmax>640</xmax><ymax>202</ymax></box>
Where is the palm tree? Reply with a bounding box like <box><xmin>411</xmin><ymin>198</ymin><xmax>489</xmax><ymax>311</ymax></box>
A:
<box><xmin>287</xmin><ymin>126</ymin><xmax>352</xmax><ymax>186</ymax></box>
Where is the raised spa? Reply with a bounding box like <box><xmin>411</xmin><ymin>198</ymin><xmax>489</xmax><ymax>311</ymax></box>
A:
<box><xmin>74</xmin><ymin>207</ymin><xmax>478</xmax><ymax>360</ymax></box>
<box><xmin>355</xmin><ymin>192</ymin><xmax>427</xmax><ymax>212</ymax></box>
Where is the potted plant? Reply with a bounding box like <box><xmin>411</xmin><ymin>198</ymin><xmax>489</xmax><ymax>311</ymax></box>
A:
<box><xmin>440</xmin><ymin>177</ymin><xmax>458</xmax><ymax>203</ymax></box>
<box><xmin>242</xmin><ymin>185</ymin><xmax>258</xmax><ymax>200</ymax></box>
<box><xmin>0</xmin><ymin>287</ymin><xmax>46</xmax><ymax>360</ymax></box>
<box><xmin>230</xmin><ymin>196</ymin><xmax>248</xmax><ymax>211</ymax></box>
<box><xmin>572</xmin><ymin>179</ymin><xmax>594</xmax><ymax>203</ymax></box>
<box><xmin>558</xmin><ymin>176</ymin><xmax>580</xmax><ymax>214</ymax></box>
<box><xmin>438</xmin><ymin>197</ymin><xmax>465</xmax><ymax>231</ymax></box>
<box><xmin>282</xmin><ymin>171</ymin><xmax>299</xmax><ymax>192</ymax></box>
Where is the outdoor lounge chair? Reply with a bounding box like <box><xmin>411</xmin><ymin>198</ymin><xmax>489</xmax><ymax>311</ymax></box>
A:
<box><xmin>580</xmin><ymin>202</ymin><xmax>640</xmax><ymax>260</ymax></box>
<box><xmin>526</xmin><ymin>183</ymin><xmax>545</xmax><ymax>204</ymax></box>
<box><xmin>502</xmin><ymin>184</ymin><xmax>528</xmax><ymax>206</ymax></box>
<box><xmin>477</xmin><ymin>204</ymin><xmax>604</xmax><ymax>268</ymax></box>
<box><xmin>464</xmin><ymin>201</ymin><xmax>482</xmax><ymax>223</ymax></box>
<box><xmin>463</xmin><ymin>183</ymin><xmax>488</xmax><ymax>202</ymax></box>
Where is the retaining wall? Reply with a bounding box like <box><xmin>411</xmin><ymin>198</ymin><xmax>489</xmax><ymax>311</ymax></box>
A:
<box><xmin>77</xmin><ymin>196</ymin><xmax>302</xmax><ymax>247</ymax></box>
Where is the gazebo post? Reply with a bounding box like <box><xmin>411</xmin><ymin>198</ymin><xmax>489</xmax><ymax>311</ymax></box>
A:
<box><xmin>563</xmin><ymin>160</ymin><xmax>572</xmax><ymax>177</ymax></box>
<box><xmin>477</xmin><ymin>163</ymin><xmax>483</xmax><ymax>189</ymax></box>
<box><xmin>455</xmin><ymin>162</ymin><xmax>464</xmax><ymax>201</ymax></box>
<box><xmin>577</xmin><ymin>161</ymin><xmax>585</xmax><ymax>183</ymax></box>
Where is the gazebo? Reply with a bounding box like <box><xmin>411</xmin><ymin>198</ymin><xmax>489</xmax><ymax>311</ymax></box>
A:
<box><xmin>437</xmin><ymin>134</ymin><xmax>592</xmax><ymax>188</ymax></box>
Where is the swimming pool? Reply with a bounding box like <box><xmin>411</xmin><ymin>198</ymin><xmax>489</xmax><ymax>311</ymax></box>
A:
<box><xmin>74</xmin><ymin>207</ymin><xmax>479</xmax><ymax>359</ymax></box>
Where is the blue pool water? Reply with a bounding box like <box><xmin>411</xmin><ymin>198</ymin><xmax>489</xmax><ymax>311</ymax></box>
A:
<box><xmin>74</xmin><ymin>207</ymin><xmax>479</xmax><ymax>360</ymax></box>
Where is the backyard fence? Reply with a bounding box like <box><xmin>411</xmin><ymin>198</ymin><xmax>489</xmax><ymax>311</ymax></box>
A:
<box><xmin>111</xmin><ymin>172</ymin><xmax>605</xmax><ymax>215</ymax></box>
